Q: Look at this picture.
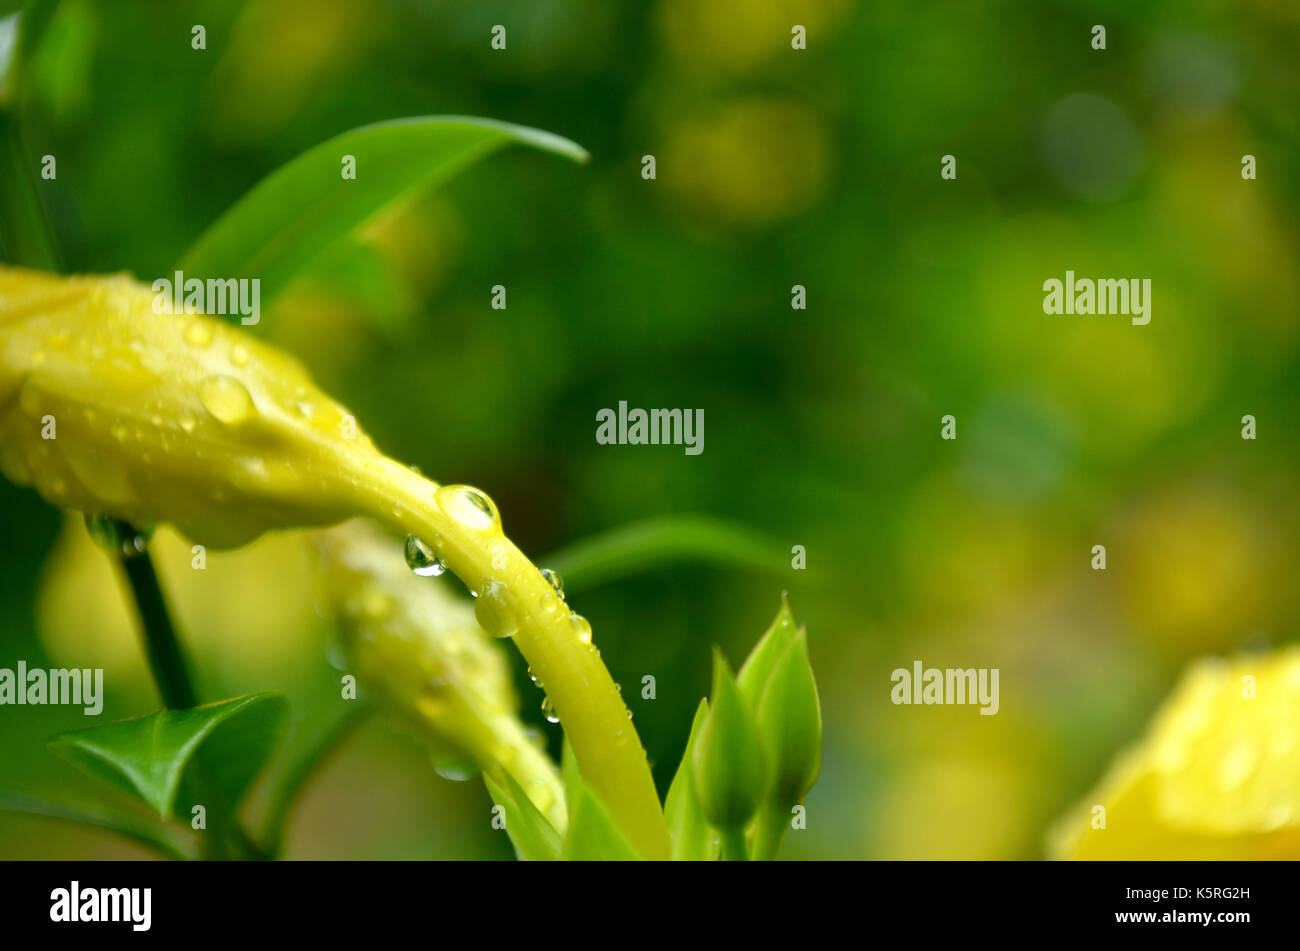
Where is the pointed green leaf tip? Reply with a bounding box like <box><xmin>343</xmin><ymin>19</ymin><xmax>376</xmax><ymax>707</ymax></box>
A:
<box><xmin>736</xmin><ymin>592</ymin><xmax>798</xmax><ymax>707</ymax></box>
<box><xmin>756</xmin><ymin>629</ymin><xmax>821</xmax><ymax>806</ymax></box>
<box><xmin>483</xmin><ymin>769</ymin><xmax>562</xmax><ymax>861</ymax></box>
<box><xmin>691</xmin><ymin>650</ymin><xmax>769</xmax><ymax>834</ymax></box>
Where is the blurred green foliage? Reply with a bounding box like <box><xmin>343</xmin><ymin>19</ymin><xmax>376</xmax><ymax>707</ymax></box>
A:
<box><xmin>2</xmin><ymin>0</ymin><xmax>1298</xmax><ymax>859</ymax></box>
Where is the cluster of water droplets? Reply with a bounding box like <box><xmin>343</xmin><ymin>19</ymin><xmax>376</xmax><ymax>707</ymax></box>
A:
<box><xmin>396</xmin><ymin>483</ymin><xmax>609</xmax><ymax>724</ymax></box>
<box><xmin>83</xmin><ymin>513</ymin><xmax>152</xmax><ymax>559</ymax></box>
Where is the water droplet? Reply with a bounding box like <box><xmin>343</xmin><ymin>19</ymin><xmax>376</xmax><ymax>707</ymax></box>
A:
<box><xmin>541</xmin><ymin>696</ymin><xmax>560</xmax><ymax>723</ymax></box>
<box><xmin>567</xmin><ymin>613</ymin><xmax>593</xmax><ymax>645</ymax></box>
<box><xmin>435</xmin><ymin>484</ymin><xmax>500</xmax><ymax>532</ymax></box>
<box><xmin>540</xmin><ymin>567</ymin><xmax>565</xmax><ymax>599</ymax></box>
<box><xmin>199</xmin><ymin>375</ymin><xmax>256</xmax><ymax>424</ymax></box>
<box><xmin>432</xmin><ymin>760</ymin><xmax>475</xmax><ymax>783</ymax></box>
<box><xmin>179</xmin><ymin>410</ymin><xmax>198</xmax><ymax>433</ymax></box>
<box><xmin>230</xmin><ymin>344</ymin><xmax>250</xmax><ymax>367</ymax></box>
<box><xmin>404</xmin><ymin>535</ymin><xmax>446</xmax><ymax>576</ymax></box>
<box><xmin>474</xmin><ymin>580</ymin><xmax>519</xmax><ymax>638</ymax></box>
<box><xmin>183</xmin><ymin>320</ymin><xmax>214</xmax><ymax>348</ymax></box>
<box><xmin>83</xmin><ymin>513</ymin><xmax>152</xmax><ymax>558</ymax></box>
<box><xmin>109</xmin><ymin>422</ymin><xmax>128</xmax><ymax>442</ymax></box>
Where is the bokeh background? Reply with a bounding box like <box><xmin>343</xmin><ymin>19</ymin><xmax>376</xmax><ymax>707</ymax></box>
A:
<box><xmin>2</xmin><ymin>0</ymin><xmax>1298</xmax><ymax>859</ymax></box>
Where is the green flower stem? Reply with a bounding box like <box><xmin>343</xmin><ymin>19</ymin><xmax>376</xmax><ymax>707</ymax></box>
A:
<box><xmin>721</xmin><ymin>825</ymin><xmax>749</xmax><ymax>861</ymax></box>
<box><xmin>351</xmin><ymin>461</ymin><xmax>671</xmax><ymax>859</ymax></box>
<box><xmin>115</xmin><ymin>542</ymin><xmax>252</xmax><ymax>860</ymax></box>
<box><xmin>117</xmin><ymin>549</ymin><xmax>198</xmax><ymax>710</ymax></box>
<box><xmin>748</xmin><ymin>803</ymin><xmax>789</xmax><ymax>861</ymax></box>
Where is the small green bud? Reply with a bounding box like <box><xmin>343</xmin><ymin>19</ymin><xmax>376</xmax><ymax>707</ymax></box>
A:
<box><xmin>755</xmin><ymin>629</ymin><xmax>822</xmax><ymax>806</ymax></box>
<box><xmin>736</xmin><ymin>593</ymin><xmax>798</xmax><ymax>707</ymax></box>
<box><xmin>692</xmin><ymin>650</ymin><xmax>769</xmax><ymax>833</ymax></box>
<box><xmin>664</xmin><ymin>699</ymin><xmax>719</xmax><ymax>860</ymax></box>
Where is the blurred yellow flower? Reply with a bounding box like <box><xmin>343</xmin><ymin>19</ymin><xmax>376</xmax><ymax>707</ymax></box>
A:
<box><xmin>37</xmin><ymin>515</ymin><xmax>323</xmax><ymax>690</ymax></box>
<box><xmin>1050</xmin><ymin>649</ymin><xmax>1300</xmax><ymax>859</ymax></box>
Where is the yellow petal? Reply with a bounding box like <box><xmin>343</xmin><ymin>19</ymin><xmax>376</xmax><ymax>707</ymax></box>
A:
<box><xmin>1050</xmin><ymin>650</ymin><xmax>1300</xmax><ymax>859</ymax></box>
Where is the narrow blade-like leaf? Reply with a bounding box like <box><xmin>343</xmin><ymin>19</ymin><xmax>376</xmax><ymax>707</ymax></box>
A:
<box><xmin>177</xmin><ymin>116</ymin><xmax>587</xmax><ymax>317</ymax></box>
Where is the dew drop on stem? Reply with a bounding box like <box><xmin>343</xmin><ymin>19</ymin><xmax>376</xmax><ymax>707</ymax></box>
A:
<box><xmin>404</xmin><ymin>535</ymin><xmax>446</xmax><ymax>576</ymax></box>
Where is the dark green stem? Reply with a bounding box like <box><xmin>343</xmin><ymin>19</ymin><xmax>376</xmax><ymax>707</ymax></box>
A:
<box><xmin>119</xmin><ymin>551</ymin><xmax>198</xmax><ymax>710</ymax></box>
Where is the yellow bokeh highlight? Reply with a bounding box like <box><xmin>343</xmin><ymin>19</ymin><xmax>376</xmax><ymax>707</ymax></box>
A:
<box><xmin>37</xmin><ymin>515</ymin><xmax>323</xmax><ymax>690</ymax></box>
<box><xmin>658</xmin><ymin>0</ymin><xmax>853</xmax><ymax>75</ymax></box>
<box><xmin>663</xmin><ymin>98</ymin><xmax>830</xmax><ymax>227</ymax></box>
<box><xmin>1119</xmin><ymin>487</ymin><xmax>1271</xmax><ymax>653</ymax></box>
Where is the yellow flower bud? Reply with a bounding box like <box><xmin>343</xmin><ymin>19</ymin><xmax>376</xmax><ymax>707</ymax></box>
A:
<box><xmin>313</xmin><ymin>519</ymin><xmax>566</xmax><ymax>832</ymax></box>
<box><xmin>0</xmin><ymin>266</ymin><xmax>384</xmax><ymax>547</ymax></box>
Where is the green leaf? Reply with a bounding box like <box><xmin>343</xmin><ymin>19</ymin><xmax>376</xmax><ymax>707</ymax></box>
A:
<box><xmin>48</xmin><ymin>693</ymin><xmax>287</xmax><ymax>819</ymax></box>
<box><xmin>736</xmin><ymin>594</ymin><xmax>799</xmax><ymax>708</ymax></box>
<box><xmin>755</xmin><ymin>630</ymin><xmax>822</xmax><ymax>806</ymax></box>
<box><xmin>664</xmin><ymin>699</ymin><xmax>719</xmax><ymax>860</ymax></box>
<box><xmin>0</xmin><ymin>3</ymin><xmax>63</xmax><ymax>269</ymax></box>
<box><xmin>542</xmin><ymin>516</ymin><xmax>788</xmax><ymax>595</ymax></box>
<box><xmin>691</xmin><ymin>651</ymin><xmax>769</xmax><ymax>836</ymax></box>
<box><xmin>0</xmin><ymin>786</ymin><xmax>195</xmax><ymax>860</ymax></box>
<box><xmin>483</xmin><ymin>769</ymin><xmax>562</xmax><ymax>862</ymax></box>
<box><xmin>564</xmin><ymin>783</ymin><xmax>643</xmax><ymax>861</ymax></box>
<box><xmin>176</xmin><ymin>116</ymin><xmax>588</xmax><ymax>319</ymax></box>
<box><xmin>561</xmin><ymin>736</ymin><xmax>581</xmax><ymax>825</ymax></box>
<box><xmin>557</xmin><ymin>737</ymin><xmax>642</xmax><ymax>859</ymax></box>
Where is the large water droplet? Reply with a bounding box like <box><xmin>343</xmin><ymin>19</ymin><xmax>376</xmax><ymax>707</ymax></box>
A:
<box><xmin>540</xmin><ymin>567</ymin><xmax>565</xmax><ymax>599</ymax></box>
<box><xmin>541</xmin><ymin>696</ymin><xmax>560</xmax><ymax>724</ymax></box>
<box><xmin>432</xmin><ymin>758</ymin><xmax>476</xmax><ymax>782</ymax></box>
<box><xmin>474</xmin><ymin>580</ymin><xmax>519</xmax><ymax>638</ymax></box>
<box><xmin>199</xmin><ymin>375</ymin><xmax>255</xmax><ymax>424</ymax></box>
<box><xmin>404</xmin><ymin>535</ymin><xmax>446</xmax><ymax>576</ymax></box>
<box><xmin>567</xmin><ymin>613</ymin><xmax>593</xmax><ymax>645</ymax></box>
<box><xmin>435</xmin><ymin>484</ymin><xmax>500</xmax><ymax>532</ymax></box>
